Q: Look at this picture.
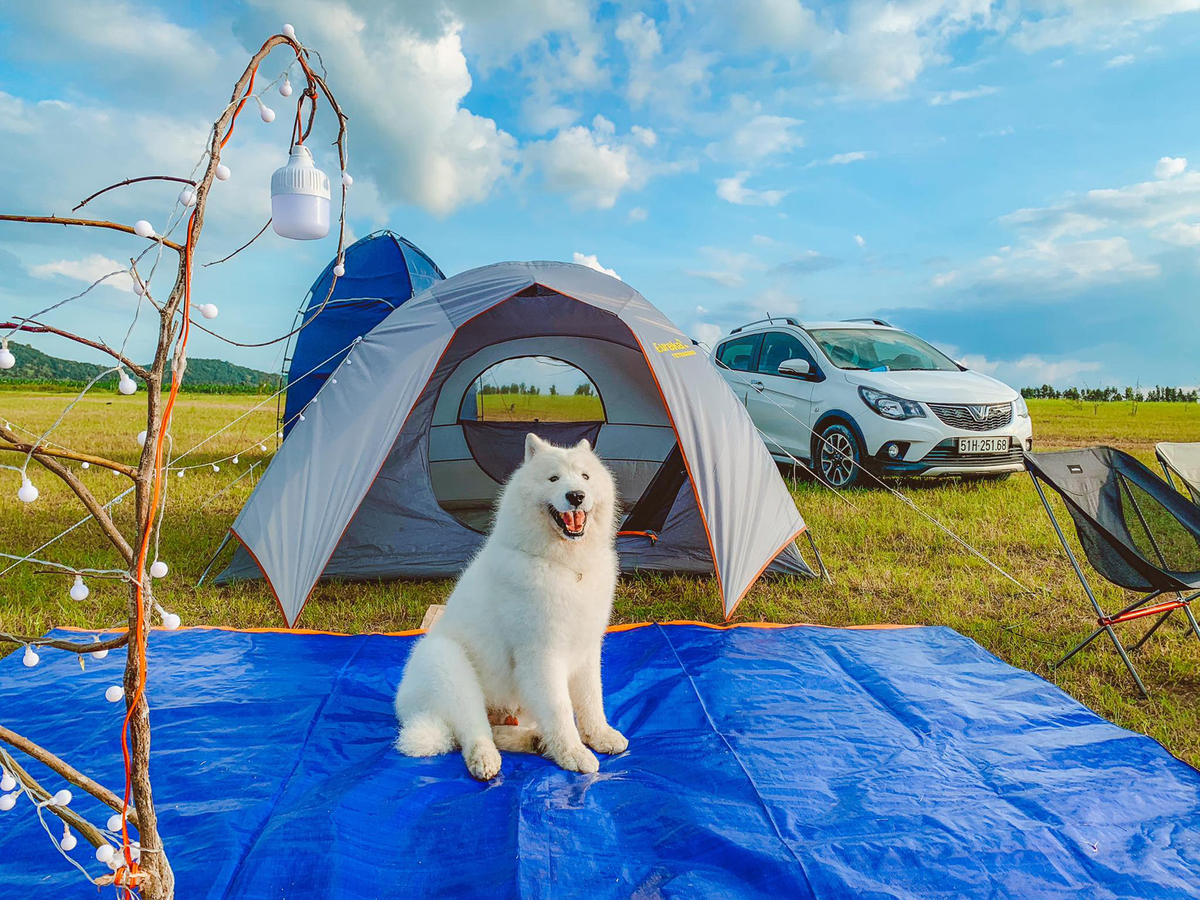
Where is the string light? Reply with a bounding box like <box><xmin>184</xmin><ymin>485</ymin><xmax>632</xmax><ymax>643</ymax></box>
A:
<box><xmin>22</xmin><ymin>645</ymin><xmax>39</xmax><ymax>667</ymax></box>
<box><xmin>333</xmin><ymin>262</ymin><xmax>345</xmax><ymax>277</ymax></box>
<box><xmin>149</xmin><ymin>560</ymin><xmax>168</xmax><ymax>578</ymax></box>
<box><xmin>81</xmin><ymin>462</ymin><xmax>89</xmax><ymax>469</ymax></box>
<box><xmin>211</xmin><ymin>463</ymin><xmax>220</xmax><ymax>473</ymax></box>
<box><xmin>0</xmin><ymin>792</ymin><xmax>16</xmax><ymax>811</ymax></box>
<box><xmin>107</xmin><ymin>813</ymin><xmax>122</xmax><ymax>831</ymax></box>
<box><xmin>215</xmin><ymin>164</ymin><xmax>231</xmax><ymax>181</ymax></box>
<box><xmin>118</xmin><ymin>369</ymin><xmax>138</xmax><ymax>395</ymax></box>
<box><xmin>136</xmin><ymin>430</ymin><xmax>148</xmax><ymax>446</ymax></box>
<box><xmin>104</xmin><ymin>686</ymin><xmax>123</xmax><ymax>703</ymax></box>
<box><xmin>280</xmin><ymin>76</ymin><xmax>293</xmax><ymax>98</ymax></box>
<box><xmin>95</xmin><ymin>843</ymin><xmax>115</xmax><ymax>863</ymax></box>
<box><xmin>341</xmin><ymin>171</ymin><xmax>353</xmax><ymax>187</ymax></box>
<box><xmin>18</xmin><ymin>478</ymin><xmax>38</xmax><ymax>503</ymax></box>
<box><xmin>283</xmin><ymin>23</ymin><xmax>296</xmax><ymax>39</ymax></box>
<box><xmin>259</xmin><ymin>103</ymin><xmax>276</xmax><ymax>124</ymax></box>
<box><xmin>132</xmin><ymin>220</ymin><xmax>156</xmax><ymax>239</ymax></box>
<box><xmin>198</xmin><ymin>303</ymin><xmax>219</xmax><ymax>320</ymax></box>
<box><xmin>179</xmin><ymin>187</ymin><xmax>197</xmax><ymax>208</ymax></box>
<box><xmin>162</xmin><ymin>611</ymin><xmax>181</xmax><ymax>630</ymax></box>
<box><xmin>0</xmin><ymin>769</ymin><xmax>14</xmax><ymax>792</ymax></box>
<box><xmin>232</xmin><ymin>455</ymin><xmax>239</xmax><ymax>464</ymax></box>
<box><xmin>60</xmin><ymin>827</ymin><xmax>77</xmax><ymax>852</ymax></box>
<box><xmin>92</xmin><ymin>636</ymin><xmax>109</xmax><ymax>660</ymax></box>
<box><xmin>69</xmin><ymin>575</ymin><xmax>89</xmax><ymax>602</ymax></box>
<box><xmin>0</xmin><ymin>339</ymin><xmax>14</xmax><ymax>369</ymax></box>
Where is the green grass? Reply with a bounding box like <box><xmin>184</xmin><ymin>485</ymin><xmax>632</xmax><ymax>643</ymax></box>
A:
<box><xmin>2</xmin><ymin>393</ymin><xmax>1199</xmax><ymax>766</ymax></box>
<box><xmin>476</xmin><ymin>392</ymin><xmax>603</xmax><ymax>421</ymax></box>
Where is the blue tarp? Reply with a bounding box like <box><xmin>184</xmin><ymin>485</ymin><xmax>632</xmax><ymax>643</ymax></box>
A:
<box><xmin>282</xmin><ymin>231</ymin><xmax>444</xmax><ymax>436</ymax></box>
<box><xmin>1</xmin><ymin>624</ymin><xmax>1197</xmax><ymax>898</ymax></box>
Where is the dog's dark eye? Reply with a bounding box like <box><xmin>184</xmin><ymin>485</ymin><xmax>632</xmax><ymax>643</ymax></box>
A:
<box><xmin>582</xmin><ymin>473</ymin><xmax>590</xmax><ymax>480</ymax></box>
<box><xmin>549</xmin><ymin>475</ymin><xmax>559</xmax><ymax>482</ymax></box>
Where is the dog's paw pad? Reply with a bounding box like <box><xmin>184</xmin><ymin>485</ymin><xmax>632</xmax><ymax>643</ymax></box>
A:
<box><xmin>556</xmin><ymin>745</ymin><xmax>599</xmax><ymax>774</ymax></box>
<box><xmin>466</xmin><ymin>743</ymin><xmax>502</xmax><ymax>780</ymax></box>
<box><xmin>586</xmin><ymin>727</ymin><xmax>628</xmax><ymax>755</ymax></box>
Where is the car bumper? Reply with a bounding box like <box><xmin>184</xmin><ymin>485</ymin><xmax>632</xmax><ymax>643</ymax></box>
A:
<box><xmin>867</xmin><ymin>415</ymin><xmax>1034</xmax><ymax>477</ymax></box>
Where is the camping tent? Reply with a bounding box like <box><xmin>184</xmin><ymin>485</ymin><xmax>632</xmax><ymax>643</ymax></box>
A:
<box><xmin>280</xmin><ymin>230</ymin><xmax>444</xmax><ymax>436</ymax></box>
<box><xmin>217</xmin><ymin>261</ymin><xmax>814</xmax><ymax>623</ymax></box>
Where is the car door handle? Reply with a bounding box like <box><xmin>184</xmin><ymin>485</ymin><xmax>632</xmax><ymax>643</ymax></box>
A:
<box><xmin>750</xmin><ymin>380</ymin><xmax>765</xmax><ymax>392</ymax></box>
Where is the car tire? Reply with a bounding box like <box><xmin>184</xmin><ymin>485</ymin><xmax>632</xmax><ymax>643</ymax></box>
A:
<box><xmin>815</xmin><ymin>422</ymin><xmax>864</xmax><ymax>489</ymax></box>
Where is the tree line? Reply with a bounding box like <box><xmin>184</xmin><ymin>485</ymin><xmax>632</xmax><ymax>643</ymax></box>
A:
<box><xmin>478</xmin><ymin>382</ymin><xmax>595</xmax><ymax>396</ymax></box>
<box><xmin>1021</xmin><ymin>385</ymin><xmax>1199</xmax><ymax>403</ymax></box>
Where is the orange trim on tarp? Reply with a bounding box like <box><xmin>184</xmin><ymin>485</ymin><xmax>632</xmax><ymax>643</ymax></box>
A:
<box><xmin>59</xmin><ymin>619</ymin><xmax>915</xmax><ymax>638</ymax></box>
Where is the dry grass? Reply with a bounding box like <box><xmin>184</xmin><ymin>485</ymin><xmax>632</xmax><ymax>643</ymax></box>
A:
<box><xmin>1</xmin><ymin>391</ymin><xmax>1198</xmax><ymax>765</ymax></box>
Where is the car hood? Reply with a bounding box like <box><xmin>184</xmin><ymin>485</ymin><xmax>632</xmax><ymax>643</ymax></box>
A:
<box><xmin>844</xmin><ymin>368</ymin><xmax>1017</xmax><ymax>403</ymax></box>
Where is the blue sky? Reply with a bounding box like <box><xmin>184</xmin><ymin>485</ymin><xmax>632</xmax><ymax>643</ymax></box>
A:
<box><xmin>1</xmin><ymin>1</ymin><xmax>1199</xmax><ymax>390</ymax></box>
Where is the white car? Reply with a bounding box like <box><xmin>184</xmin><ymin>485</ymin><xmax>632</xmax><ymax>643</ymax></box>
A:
<box><xmin>713</xmin><ymin>317</ymin><xmax>1033</xmax><ymax>488</ymax></box>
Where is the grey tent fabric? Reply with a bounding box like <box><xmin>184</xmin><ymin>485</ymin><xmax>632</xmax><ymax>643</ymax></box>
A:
<box><xmin>1156</xmin><ymin>442</ymin><xmax>1200</xmax><ymax>505</ymax></box>
<box><xmin>218</xmin><ymin>262</ymin><xmax>812</xmax><ymax>624</ymax></box>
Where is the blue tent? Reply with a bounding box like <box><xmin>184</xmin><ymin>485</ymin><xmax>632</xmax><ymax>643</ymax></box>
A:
<box><xmin>281</xmin><ymin>231</ymin><xmax>444</xmax><ymax>436</ymax></box>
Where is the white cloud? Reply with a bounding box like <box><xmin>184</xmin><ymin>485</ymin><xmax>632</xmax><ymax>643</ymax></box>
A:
<box><xmin>1153</xmin><ymin>222</ymin><xmax>1200</xmax><ymax>246</ymax></box>
<box><xmin>707</xmin><ymin>114</ymin><xmax>804</xmax><ymax>163</ymax></box>
<box><xmin>854</xmin><ymin>234</ymin><xmax>866</xmax><ymax>247</ymax></box>
<box><xmin>932</xmin><ymin>270</ymin><xmax>957</xmax><ymax>287</ymax></box>
<box><xmin>630</xmin><ymin>125</ymin><xmax>658</xmax><ymax>147</ymax></box>
<box><xmin>1105</xmin><ymin>54</ymin><xmax>1135</xmax><ymax>68</ymax></box>
<box><xmin>525</xmin><ymin>118</ymin><xmax>663</xmax><ymax>209</ymax></box>
<box><xmin>929</xmin><ymin>85</ymin><xmax>997</xmax><ymax>106</ymax></box>
<box><xmin>715</xmin><ymin>172</ymin><xmax>788</xmax><ymax>206</ymax></box>
<box><xmin>616</xmin><ymin>12</ymin><xmax>714</xmax><ymax>112</ymax></box>
<box><xmin>1011</xmin><ymin>2</ymin><xmax>1200</xmax><ymax>53</ymax></box>
<box><xmin>29</xmin><ymin>254</ymin><xmax>134</xmax><ymax>292</ymax></box>
<box><xmin>829</xmin><ymin>151</ymin><xmax>873</xmax><ymax>165</ymax></box>
<box><xmin>691</xmin><ymin>321</ymin><xmax>725</xmax><ymax>349</ymax></box>
<box><xmin>572</xmin><ymin>251</ymin><xmax>621</xmax><ymax>280</ymax></box>
<box><xmin>752</xmin><ymin>234</ymin><xmax>778</xmax><ymax>246</ymax></box>
<box><xmin>685</xmin><ymin>246</ymin><xmax>766</xmax><ymax>288</ymax></box>
<box><xmin>1155</xmin><ymin>156</ymin><xmax>1188</xmax><ymax>179</ymax></box>
<box><xmin>628</xmin><ymin>206</ymin><xmax>648</xmax><ymax>222</ymax></box>
<box><xmin>959</xmin><ymin>353</ymin><xmax>1102</xmax><ymax>387</ymax></box>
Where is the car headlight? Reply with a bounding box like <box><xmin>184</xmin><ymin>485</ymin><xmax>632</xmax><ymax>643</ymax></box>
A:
<box><xmin>1013</xmin><ymin>395</ymin><xmax>1030</xmax><ymax>418</ymax></box>
<box><xmin>858</xmin><ymin>386</ymin><xmax>926</xmax><ymax>420</ymax></box>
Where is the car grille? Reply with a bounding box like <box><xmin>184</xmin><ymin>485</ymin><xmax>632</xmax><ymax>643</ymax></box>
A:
<box><xmin>928</xmin><ymin>402</ymin><xmax>1013</xmax><ymax>432</ymax></box>
<box><xmin>920</xmin><ymin>439</ymin><xmax>1024</xmax><ymax>467</ymax></box>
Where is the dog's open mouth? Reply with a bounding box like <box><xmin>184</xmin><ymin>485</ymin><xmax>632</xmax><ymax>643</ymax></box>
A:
<box><xmin>549</xmin><ymin>506</ymin><xmax>587</xmax><ymax>539</ymax></box>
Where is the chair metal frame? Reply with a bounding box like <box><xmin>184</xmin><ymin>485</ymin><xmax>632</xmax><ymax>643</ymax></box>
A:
<box><xmin>1157</xmin><ymin>449</ymin><xmax>1200</xmax><ymax>505</ymax></box>
<box><xmin>1028</xmin><ymin>469</ymin><xmax>1200</xmax><ymax>699</ymax></box>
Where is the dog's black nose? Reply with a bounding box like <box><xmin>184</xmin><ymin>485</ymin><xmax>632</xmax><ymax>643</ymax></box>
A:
<box><xmin>565</xmin><ymin>490</ymin><xmax>585</xmax><ymax>508</ymax></box>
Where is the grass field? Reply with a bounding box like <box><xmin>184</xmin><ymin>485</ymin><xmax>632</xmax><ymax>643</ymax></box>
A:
<box><xmin>476</xmin><ymin>391</ymin><xmax>603</xmax><ymax>421</ymax></box>
<box><xmin>2</xmin><ymin>392</ymin><xmax>1199</xmax><ymax>766</ymax></box>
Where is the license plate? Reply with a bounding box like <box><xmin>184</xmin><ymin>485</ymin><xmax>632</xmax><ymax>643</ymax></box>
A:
<box><xmin>958</xmin><ymin>437</ymin><xmax>1010</xmax><ymax>454</ymax></box>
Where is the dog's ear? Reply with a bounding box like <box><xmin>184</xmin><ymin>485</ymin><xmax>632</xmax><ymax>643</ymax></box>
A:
<box><xmin>525</xmin><ymin>433</ymin><xmax>550</xmax><ymax>461</ymax></box>
<box><xmin>574</xmin><ymin>438</ymin><xmax>591</xmax><ymax>452</ymax></box>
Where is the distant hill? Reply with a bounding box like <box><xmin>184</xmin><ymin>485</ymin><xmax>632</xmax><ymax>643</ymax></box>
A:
<box><xmin>0</xmin><ymin>342</ymin><xmax>279</xmax><ymax>391</ymax></box>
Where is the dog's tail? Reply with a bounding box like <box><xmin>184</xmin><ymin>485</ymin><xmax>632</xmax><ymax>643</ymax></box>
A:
<box><xmin>491</xmin><ymin>724</ymin><xmax>540</xmax><ymax>753</ymax></box>
<box><xmin>395</xmin><ymin>714</ymin><xmax>456</xmax><ymax>756</ymax></box>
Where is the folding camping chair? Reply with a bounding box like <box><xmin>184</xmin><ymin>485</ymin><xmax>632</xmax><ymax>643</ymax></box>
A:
<box><xmin>1024</xmin><ymin>447</ymin><xmax>1200</xmax><ymax>698</ymax></box>
<box><xmin>1156</xmin><ymin>442</ymin><xmax>1200</xmax><ymax>505</ymax></box>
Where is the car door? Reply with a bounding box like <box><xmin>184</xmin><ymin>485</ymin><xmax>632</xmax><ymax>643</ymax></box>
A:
<box><xmin>745</xmin><ymin>331</ymin><xmax>819</xmax><ymax>461</ymax></box>
<box><xmin>713</xmin><ymin>333</ymin><xmax>763</xmax><ymax>404</ymax></box>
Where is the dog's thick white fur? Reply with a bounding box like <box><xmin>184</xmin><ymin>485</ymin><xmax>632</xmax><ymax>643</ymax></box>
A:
<box><xmin>394</xmin><ymin>433</ymin><xmax>628</xmax><ymax>780</ymax></box>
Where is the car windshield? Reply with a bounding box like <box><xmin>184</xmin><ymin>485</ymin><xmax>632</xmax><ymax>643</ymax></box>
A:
<box><xmin>808</xmin><ymin>328</ymin><xmax>959</xmax><ymax>372</ymax></box>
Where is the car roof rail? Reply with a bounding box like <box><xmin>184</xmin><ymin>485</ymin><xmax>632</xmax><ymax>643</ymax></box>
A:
<box><xmin>729</xmin><ymin>315</ymin><xmax>802</xmax><ymax>334</ymax></box>
<box><xmin>842</xmin><ymin>317</ymin><xmax>893</xmax><ymax>327</ymax></box>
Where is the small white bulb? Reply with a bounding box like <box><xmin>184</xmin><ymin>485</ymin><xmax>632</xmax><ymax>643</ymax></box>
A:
<box><xmin>199</xmin><ymin>303</ymin><xmax>219</xmax><ymax>320</ymax></box>
<box><xmin>298</xmin><ymin>414</ymin><xmax>305</xmax><ymax>422</ymax></box>
<box><xmin>0</xmin><ymin>341</ymin><xmax>14</xmax><ymax>370</ymax></box>
<box><xmin>280</xmin><ymin>77</ymin><xmax>293</xmax><ymax>98</ymax></box>
<box><xmin>177</xmin><ymin>469</ymin><xmax>185</xmax><ymax>478</ymax></box>
<box><xmin>345</xmin><ymin>358</ymin><xmax>352</xmax><ymax>365</ymax></box>
<box><xmin>60</xmin><ymin>830</ymin><xmax>77</xmax><ymax>852</ymax></box>
<box><xmin>259</xmin><ymin>443</ymin><xmax>267</xmax><ymax>452</ymax></box>
<box><xmin>283</xmin><ymin>23</ymin><xmax>296</xmax><ymax>38</ymax></box>
<box><xmin>179</xmin><ymin>187</ymin><xmax>197</xmax><ymax>207</ymax></box>
<box><xmin>107</xmin><ymin>813</ymin><xmax>122</xmax><ymax>832</ymax></box>
<box><xmin>330</xmin><ymin>378</ymin><xmax>337</xmax><ymax>385</ymax></box>
<box><xmin>105</xmin><ymin>686</ymin><xmax>123</xmax><ymax>703</ymax></box>
<box><xmin>136</xmin><ymin>430</ymin><xmax>147</xmax><ymax>446</ymax></box>
<box><xmin>162</xmin><ymin>612</ymin><xmax>181</xmax><ymax>631</ymax></box>
<box><xmin>341</xmin><ymin>171</ymin><xmax>353</xmax><ymax>187</ymax></box>
<box><xmin>93</xmin><ymin>636</ymin><xmax>109</xmax><ymax>660</ymax></box>
<box><xmin>260</xmin><ymin>105</ymin><xmax>276</xmax><ymax>123</ymax></box>
<box><xmin>0</xmin><ymin>771</ymin><xmax>14</xmax><ymax>792</ymax></box>
<box><xmin>52</xmin><ymin>789</ymin><xmax>72</xmax><ymax>807</ymax></box>
<box><xmin>81</xmin><ymin>461</ymin><xmax>90</xmax><ymax>469</ymax></box>
<box><xmin>22</xmin><ymin>645</ymin><xmax>39</xmax><ymax>667</ymax></box>
<box><xmin>215</xmin><ymin>163</ymin><xmax>231</xmax><ymax>181</ymax></box>
<box><xmin>333</xmin><ymin>263</ymin><xmax>345</xmax><ymax>277</ymax></box>
<box><xmin>96</xmin><ymin>843</ymin><xmax>115</xmax><ymax>863</ymax></box>
<box><xmin>70</xmin><ymin>575</ymin><xmax>89</xmax><ymax>602</ymax></box>
<box><xmin>150</xmin><ymin>560</ymin><xmax>168</xmax><ymax>579</ymax></box>
<box><xmin>132</xmin><ymin>220</ymin><xmax>155</xmax><ymax>239</ymax></box>
<box><xmin>0</xmin><ymin>793</ymin><xmax>16</xmax><ymax>812</ymax></box>
<box><xmin>232</xmin><ymin>455</ymin><xmax>239</xmax><ymax>464</ymax></box>
<box><xmin>211</xmin><ymin>463</ymin><xmax>220</xmax><ymax>473</ymax></box>
<box><xmin>18</xmin><ymin>478</ymin><xmax>38</xmax><ymax>503</ymax></box>
<box><xmin>118</xmin><ymin>371</ymin><xmax>137</xmax><ymax>395</ymax></box>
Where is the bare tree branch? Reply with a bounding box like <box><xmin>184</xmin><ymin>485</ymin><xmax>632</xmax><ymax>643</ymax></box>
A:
<box><xmin>73</xmin><ymin>176</ymin><xmax>197</xmax><ymax>213</ymax></box>
<box><xmin>26</xmin><ymin>450</ymin><xmax>136</xmax><ymax>565</ymax></box>
<box><xmin>203</xmin><ymin>218</ymin><xmax>271</xmax><ymax>267</ymax></box>
<box><xmin>0</xmin><ymin>632</ymin><xmax>130</xmax><ymax>654</ymax></box>
<box><xmin>0</xmin><ymin>440</ymin><xmax>135</xmax><ymax>478</ymax></box>
<box><xmin>0</xmin><ymin>321</ymin><xmax>153</xmax><ymax>380</ymax></box>
<box><xmin>0</xmin><ymin>215</ymin><xmax>185</xmax><ymax>253</ymax></box>
<box><xmin>0</xmin><ymin>749</ymin><xmax>109</xmax><ymax>850</ymax></box>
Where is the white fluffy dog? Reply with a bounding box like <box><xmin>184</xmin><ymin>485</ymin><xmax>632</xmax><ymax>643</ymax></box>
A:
<box><xmin>394</xmin><ymin>433</ymin><xmax>628</xmax><ymax>780</ymax></box>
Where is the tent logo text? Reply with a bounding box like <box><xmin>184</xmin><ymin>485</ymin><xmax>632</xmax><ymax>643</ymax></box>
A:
<box><xmin>653</xmin><ymin>339</ymin><xmax>696</xmax><ymax>359</ymax></box>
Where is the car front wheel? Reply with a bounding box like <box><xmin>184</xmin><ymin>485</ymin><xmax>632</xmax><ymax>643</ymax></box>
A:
<box><xmin>816</xmin><ymin>422</ymin><xmax>864</xmax><ymax>489</ymax></box>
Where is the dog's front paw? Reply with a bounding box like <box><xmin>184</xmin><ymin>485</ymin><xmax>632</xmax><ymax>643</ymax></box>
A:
<box><xmin>552</xmin><ymin>742</ymin><xmax>599</xmax><ymax>774</ymax></box>
<box><xmin>583</xmin><ymin>724</ymin><xmax>628</xmax><ymax>755</ymax></box>
<box><xmin>465</xmin><ymin>740</ymin><xmax>502</xmax><ymax>781</ymax></box>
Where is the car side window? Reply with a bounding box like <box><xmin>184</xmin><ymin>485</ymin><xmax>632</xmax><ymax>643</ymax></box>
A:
<box><xmin>715</xmin><ymin>333</ymin><xmax>763</xmax><ymax>372</ymax></box>
<box><xmin>757</xmin><ymin>331</ymin><xmax>818</xmax><ymax>378</ymax></box>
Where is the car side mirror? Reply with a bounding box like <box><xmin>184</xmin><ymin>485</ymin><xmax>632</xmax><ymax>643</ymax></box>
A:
<box><xmin>777</xmin><ymin>358</ymin><xmax>811</xmax><ymax>377</ymax></box>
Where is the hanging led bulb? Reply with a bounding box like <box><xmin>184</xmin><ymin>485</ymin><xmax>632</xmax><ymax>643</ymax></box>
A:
<box><xmin>22</xmin><ymin>644</ymin><xmax>39</xmax><ymax>667</ymax></box>
<box><xmin>50</xmin><ymin>789</ymin><xmax>72</xmax><ymax>807</ymax></box>
<box><xmin>105</xmin><ymin>686</ymin><xmax>123</xmax><ymax>703</ymax></box>
<box><xmin>132</xmin><ymin>220</ymin><xmax>156</xmax><ymax>239</ymax></box>
<box><xmin>259</xmin><ymin>443</ymin><xmax>268</xmax><ymax>452</ymax></box>
<box><xmin>216</xmin><ymin>163</ymin><xmax>232</xmax><ymax>181</ymax></box>
<box><xmin>70</xmin><ymin>575</ymin><xmax>89</xmax><ymax>602</ymax></box>
<box><xmin>333</xmin><ymin>262</ymin><xmax>345</xmax><ymax>277</ymax></box>
<box><xmin>198</xmin><ymin>303</ymin><xmax>219</xmax><ymax>319</ymax></box>
<box><xmin>150</xmin><ymin>560</ymin><xmax>168</xmax><ymax>578</ymax></box>
<box><xmin>136</xmin><ymin>430</ymin><xmax>148</xmax><ymax>446</ymax></box>
<box><xmin>18</xmin><ymin>477</ymin><xmax>38</xmax><ymax>502</ymax></box>
<box><xmin>341</xmin><ymin>171</ymin><xmax>353</xmax><ymax>187</ymax></box>
<box><xmin>60</xmin><ymin>828</ymin><xmax>78</xmax><ymax>852</ymax></box>
<box><xmin>95</xmin><ymin>843</ymin><xmax>115</xmax><ymax>863</ymax></box>
<box><xmin>107</xmin><ymin>813</ymin><xmax>122</xmax><ymax>832</ymax></box>
<box><xmin>271</xmin><ymin>145</ymin><xmax>331</xmax><ymax>240</ymax></box>
<box><xmin>232</xmin><ymin>455</ymin><xmax>239</xmax><ymax>464</ymax></box>
<box><xmin>0</xmin><ymin>792</ymin><xmax>17</xmax><ymax>812</ymax></box>
<box><xmin>259</xmin><ymin>101</ymin><xmax>276</xmax><ymax>123</ymax></box>
<box><xmin>118</xmin><ymin>369</ymin><xmax>138</xmax><ymax>395</ymax></box>
<box><xmin>0</xmin><ymin>769</ymin><xmax>14</xmax><ymax>792</ymax></box>
<box><xmin>162</xmin><ymin>611</ymin><xmax>181</xmax><ymax>630</ymax></box>
<box><xmin>211</xmin><ymin>463</ymin><xmax>220</xmax><ymax>473</ymax></box>
<box><xmin>283</xmin><ymin>23</ymin><xmax>296</xmax><ymax>39</ymax></box>
<box><xmin>179</xmin><ymin>186</ymin><xmax>197</xmax><ymax>207</ymax></box>
<box><xmin>280</xmin><ymin>76</ymin><xmax>293</xmax><ymax>98</ymax></box>
<box><xmin>0</xmin><ymin>339</ymin><xmax>15</xmax><ymax>370</ymax></box>
<box><xmin>92</xmin><ymin>636</ymin><xmax>109</xmax><ymax>660</ymax></box>
<box><xmin>176</xmin><ymin>469</ymin><xmax>185</xmax><ymax>478</ymax></box>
